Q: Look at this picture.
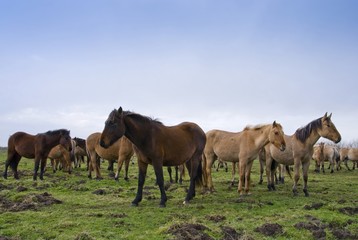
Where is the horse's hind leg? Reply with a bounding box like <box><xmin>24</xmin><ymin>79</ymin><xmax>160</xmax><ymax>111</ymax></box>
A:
<box><xmin>4</xmin><ymin>152</ymin><xmax>21</xmax><ymax>179</ymax></box>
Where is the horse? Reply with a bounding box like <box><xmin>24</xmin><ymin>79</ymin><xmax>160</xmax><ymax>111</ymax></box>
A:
<box><xmin>99</xmin><ymin>107</ymin><xmax>206</xmax><ymax>207</ymax></box>
<box><xmin>258</xmin><ymin>148</ymin><xmax>288</xmax><ymax>185</ymax></box>
<box><xmin>314</xmin><ymin>143</ymin><xmax>340</xmax><ymax>173</ymax></box>
<box><xmin>312</xmin><ymin>143</ymin><xmax>324</xmax><ymax>173</ymax></box>
<box><xmin>86</xmin><ymin>132</ymin><xmax>134</xmax><ymax>180</ymax></box>
<box><xmin>167</xmin><ymin>165</ymin><xmax>185</xmax><ymax>184</ymax></box>
<box><xmin>3</xmin><ymin>129</ymin><xmax>72</xmax><ymax>180</ymax></box>
<box><xmin>263</xmin><ymin>113</ymin><xmax>341</xmax><ymax>196</ymax></box>
<box><xmin>48</xmin><ymin>144</ymin><xmax>72</xmax><ymax>173</ymax></box>
<box><xmin>202</xmin><ymin>121</ymin><xmax>286</xmax><ymax>195</ymax></box>
<box><xmin>73</xmin><ymin>137</ymin><xmax>88</xmax><ymax>168</ymax></box>
<box><xmin>340</xmin><ymin>147</ymin><xmax>358</xmax><ymax>170</ymax></box>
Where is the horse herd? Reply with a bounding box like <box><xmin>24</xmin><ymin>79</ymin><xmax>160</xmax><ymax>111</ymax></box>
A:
<box><xmin>2</xmin><ymin>107</ymin><xmax>356</xmax><ymax>207</ymax></box>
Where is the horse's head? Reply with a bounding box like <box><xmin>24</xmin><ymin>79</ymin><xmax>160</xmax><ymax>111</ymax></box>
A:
<box><xmin>59</xmin><ymin>130</ymin><xmax>72</xmax><ymax>152</ymax></box>
<box><xmin>100</xmin><ymin>107</ymin><xmax>125</xmax><ymax>148</ymax></box>
<box><xmin>318</xmin><ymin>113</ymin><xmax>341</xmax><ymax>143</ymax></box>
<box><xmin>269</xmin><ymin>121</ymin><xmax>286</xmax><ymax>151</ymax></box>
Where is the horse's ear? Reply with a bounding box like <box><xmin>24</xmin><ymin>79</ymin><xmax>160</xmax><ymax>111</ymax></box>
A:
<box><xmin>118</xmin><ymin>107</ymin><xmax>123</xmax><ymax>114</ymax></box>
<box><xmin>273</xmin><ymin>121</ymin><xmax>277</xmax><ymax>127</ymax></box>
<box><xmin>323</xmin><ymin>112</ymin><xmax>328</xmax><ymax>118</ymax></box>
<box><xmin>328</xmin><ymin>113</ymin><xmax>332</xmax><ymax>119</ymax></box>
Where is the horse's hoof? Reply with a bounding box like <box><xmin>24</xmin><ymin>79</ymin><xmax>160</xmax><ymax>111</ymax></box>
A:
<box><xmin>131</xmin><ymin>202</ymin><xmax>139</xmax><ymax>207</ymax></box>
<box><xmin>183</xmin><ymin>200</ymin><xmax>190</xmax><ymax>205</ymax></box>
<box><xmin>124</xmin><ymin>177</ymin><xmax>129</xmax><ymax>181</ymax></box>
<box><xmin>159</xmin><ymin>204</ymin><xmax>166</xmax><ymax>208</ymax></box>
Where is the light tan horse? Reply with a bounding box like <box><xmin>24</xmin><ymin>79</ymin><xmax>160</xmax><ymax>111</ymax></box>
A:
<box><xmin>264</xmin><ymin>113</ymin><xmax>341</xmax><ymax>196</ymax></box>
<box><xmin>312</xmin><ymin>143</ymin><xmax>324</xmax><ymax>173</ymax></box>
<box><xmin>202</xmin><ymin>121</ymin><xmax>286</xmax><ymax>195</ymax></box>
<box><xmin>48</xmin><ymin>144</ymin><xmax>72</xmax><ymax>173</ymax></box>
<box><xmin>86</xmin><ymin>132</ymin><xmax>134</xmax><ymax>180</ymax></box>
<box><xmin>314</xmin><ymin>143</ymin><xmax>340</xmax><ymax>173</ymax></box>
<box><xmin>340</xmin><ymin>147</ymin><xmax>358</xmax><ymax>170</ymax></box>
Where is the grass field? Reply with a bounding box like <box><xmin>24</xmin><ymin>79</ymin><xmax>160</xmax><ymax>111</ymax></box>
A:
<box><xmin>0</xmin><ymin>149</ymin><xmax>357</xmax><ymax>240</ymax></box>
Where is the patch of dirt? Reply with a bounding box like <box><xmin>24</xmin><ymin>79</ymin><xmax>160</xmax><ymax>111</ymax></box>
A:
<box><xmin>339</xmin><ymin>207</ymin><xmax>358</xmax><ymax>215</ymax></box>
<box><xmin>294</xmin><ymin>215</ymin><xmax>357</xmax><ymax>240</ymax></box>
<box><xmin>16</xmin><ymin>186</ymin><xmax>28</xmax><ymax>192</ymax></box>
<box><xmin>167</xmin><ymin>223</ymin><xmax>213</xmax><ymax>240</ymax></box>
<box><xmin>221</xmin><ymin>226</ymin><xmax>254</xmax><ymax>240</ymax></box>
<box><xmin>110</xmin><ymin>213</ymin><xmax>127</xmax><ymax>218</ymax></box>
<box><xmin>206</xmin><ymin>214</ymin><xmax>226</xmax><ymax>223</ymax></box>
<box><xmin>0</xmin><ymin>192</ymin><xmax>62</xmax><ymax>212</ymax></box>
<box><xmin>254</xmin><ymin>223</ymin><xmax>283</xmax><ymax>237</ymax></box>
<box><xmin>304</xmin><ymin>202</ymin><xmax>324</xmax><ymax>210</ymax></box>
<box><xmin>92</xmin><ymin>189</ymin><xmax>106</xmax><ymax>195</ymax></box>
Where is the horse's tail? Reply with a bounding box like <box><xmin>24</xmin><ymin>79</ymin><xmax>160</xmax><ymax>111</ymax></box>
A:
<box><xmin>194</xmin><ymin>157</ymin><xmax>204</xmax><ymax>188</ymax></box>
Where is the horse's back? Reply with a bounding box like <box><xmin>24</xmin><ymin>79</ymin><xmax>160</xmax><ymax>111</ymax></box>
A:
<box><xmin>348</xmin><ymin>148</ymin><xmax>358</xmax><ymax>160</ymax></box>
<box><xmin>269</xmin><ymin>134</ymin><xmax>294</xmax><ymax>165</ymax></box>
<box><xmin>205</xmin><ymin>129</ymin><xmax>242</xmax><ymax>162</ymax></box>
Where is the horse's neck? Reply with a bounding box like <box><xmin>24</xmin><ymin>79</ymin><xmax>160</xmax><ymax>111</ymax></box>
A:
<box><xmin>253</xmin><ymin>125</ymin><xmax>271</xmax><ymax>150</ymax></box>
<box><xmin>297</xmin><ymin>128</ymin><xmax>321</xmax><ymax>150</ymax></box>
<box><xmin>123</xmin><ymin>116</ymin><xmax>152</xmax><ymax>149</ymax></box>
<box><xmin>44</xmin><ymin>134</ymin><xmax>61</xmax><ymax>148</ymax></box>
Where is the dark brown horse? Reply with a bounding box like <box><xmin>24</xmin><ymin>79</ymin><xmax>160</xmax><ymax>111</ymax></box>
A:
<box><xmin>3</xmin><ymin>129</ymin><xmax>72</xmax><ymax>180</ymax></box>
<box><xmin>99</xmin><ymin>107</ymin><xmax>206</xmax><ymax>207</ymax></box>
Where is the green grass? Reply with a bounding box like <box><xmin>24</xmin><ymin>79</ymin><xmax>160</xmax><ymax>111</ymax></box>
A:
<box><xmin>0</xmin><ymin>149</ymin><xmax>357</xmax><ymax>240</ymax></box>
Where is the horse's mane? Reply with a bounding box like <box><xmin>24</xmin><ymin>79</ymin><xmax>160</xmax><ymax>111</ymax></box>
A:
<box><xmin>44</xmin><ymin>129</ymin><xmax>70</xmax><ymax>136</ymax></box>
<box><xmin>243</xmin><ymin>124</ymin><xmax>267</xmax><ymax>131</ymax></box>
<box><xmin>123</xmin><ymin>111</ymin><xmax>163</xmax><ymax>125</ymax></box>
<box><xmin>295</xmin><ymin>118</ymin><xmax>322</xmax><ymax>143</ymax></box>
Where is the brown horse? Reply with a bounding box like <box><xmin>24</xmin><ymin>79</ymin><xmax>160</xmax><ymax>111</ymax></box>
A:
<box><xmin>3</xmin><ymin>129</ymin><xmax>72</xmax><ymax>180</ymax></box>
<box><xmin>99</xmin><ymin>107</ymin><xmax>206</xmax><ymax>207</ymax></box>
<box><xmin>263</xmin><ymin>113</ymin><xmax>341</xmax><ymax>196</ymax></box>
<box><xmin>73</xmin><ymin>137</ymin><xmax>88</xmax><ymax>168</ymax></box>
<box><xmin>340</xmin><ymin>147</ymin><xmax>358</xmax><ymax>170</ymax></box>
<box><xmin>48</xmin><ymin>144</ymin><xmax>72</xmax><ymax>173</ymax></box>
<box><xmin>202</xmin><ymin>121</ymin><xmax>286</xmax><ymax>195</ymax></box>
<box><xmin>86</xmin><ymin>132</ymin><xmax>134</xmax><ymax>180</ymax></box>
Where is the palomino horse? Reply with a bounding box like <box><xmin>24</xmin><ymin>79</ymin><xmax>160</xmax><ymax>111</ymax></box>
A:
<box><xmin>86</xmin><ymin>132</ymin><xmax>134</xmax><ymax>180</ymax></box>
<box><xmin>312</xmin><ymin>143</ymin><xmax>324</xmax><ymax>173</ymax></box>
<box><xmin>202</xmin><ymin>121</ymin><xmax>286</xmax><ymax>195</ymax></box>
<box><xmin>3</xmin><ymin>129</ymin><xmax>72</xmax><ymax>180</ymax></box>
<box><xmin>313</xmin><ymin>143</ymin><xmax>340</xmax><ymax>173</ymax></box>
<box><xmin>99</xmin><ymin>107</ymin><xmax>206</xmax><ymax>207</ymax></box>
<box><xmin>263</xmin><ymin>113</ymin><xmax>341</xmax><ymax>196</ymax></box>
<box><xmin>340</xmin><ymin>147</ymin><xmax>358</xmax><ymax>170</ymax></box>
<box><xmin>48</xmin><ymin>144</ymin><xmax>72</xmax><ymax>173</ymax></box>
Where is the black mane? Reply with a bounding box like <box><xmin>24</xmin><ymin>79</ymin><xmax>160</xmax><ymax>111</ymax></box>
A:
<box><xmin>44</xmin><ymin>129</ymin><xmax>70</xmax><ymax>136</ymax></box>
<box><xmin>295</xmin><ymin>118</ymin><xmax>322</xmax><ymax>143</ymax></box>
<box><xmin>124</xmin><ymin>111</ymin><xmax>163</xmax><ymax>125</ymax></box>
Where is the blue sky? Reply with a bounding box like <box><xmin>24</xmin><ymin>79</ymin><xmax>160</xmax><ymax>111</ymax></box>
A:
<box><xmin>1</xmin><ymin>0</ymin><xmax>358</xmax><ymax>146</ymax></box>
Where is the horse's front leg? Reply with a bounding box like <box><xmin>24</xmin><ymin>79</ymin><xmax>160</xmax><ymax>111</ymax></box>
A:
<box><xmin>292</xmin><ymin>160</ymin><xmax>301</xmax><ymax>196</ymax></box>
<box><xmin>39</xmin><ymin>157</ymin><xmax>47</xmax><ymax>180</ymax></box>
<box><xmin>153</xmin><ymin>161</ymin><xmax>167</xmax><ymax>207</ymax></box>
<box><xmin>132</xmin><ymin>160</ymin><xmax>148</xmax><ymax>207</ymax></box>
<box><xmin>238</xmin><ymin>161</ymin><xmax>245</xmax><ymax>195</ymax></box>
<box><xmin>33</xmin><ymin>157</ymin><xmax>40</xmax><ymax>180</ymax></box>
<box><xmin>244</xmin><ymin>160</ymin><xmax>254</xmax><ymax>195</ymax></box>
<box><xmin>302</xmin><ymin>161</ymin><xmax>310</xmax><ymax>197</ymax></box>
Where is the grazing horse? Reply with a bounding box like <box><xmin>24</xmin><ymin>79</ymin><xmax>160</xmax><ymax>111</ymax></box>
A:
<box><xmin>86</xmin><ymin>132</ymin><xmax>134</xmax><ymax>180</ymax></box>
<box><xmin>99</xmin><ymin>107</ymin><xmax>206</xmax><ymax>207</ymax></box>
<box><xmin>3</xmin><ymin>129</ymin><xmax>72</xmax><ymax>180</ymax></box>
<box><xmin>264</xmin><ymin>113</ymin><xmax>341</xmax><ymax>196</ymax></box>
<box><xmin>48</xmin><ymin>144</ymin><xmax>72</xmax><ymax>173</ymax></box>
<box><xmin>340</xmin><ymin>147</ymin><xmax>358</xmax><ymax>170</ymax></box>
<box><xmin>202</xmin><ymin>121</ymin><xmax>286</xmax><ymax>195</ymax></box>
